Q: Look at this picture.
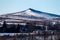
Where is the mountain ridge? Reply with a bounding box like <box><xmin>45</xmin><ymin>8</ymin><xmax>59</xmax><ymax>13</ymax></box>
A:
<box><xmin>1</xmin><ymin>8</ymin><xmax>60</xmax><ymax>17</ymax></box>
<box><xmin>0</xmin><ymin>8</ymin><xmax>60</xmax><ymax>20</ymax></box>
<box><xmin>27</xmin><ymin>8</ymin><xmax>60</xmax><ymax>17</ymax></box>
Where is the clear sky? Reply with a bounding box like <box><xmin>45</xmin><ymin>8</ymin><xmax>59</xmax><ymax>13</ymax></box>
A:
<box><xmin>0</xmin><ymin>0</ymin><xmax>60</xmax><ymax>15</ymax></box>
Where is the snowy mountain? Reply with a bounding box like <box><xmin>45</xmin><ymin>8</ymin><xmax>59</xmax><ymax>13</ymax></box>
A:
<box><xmin>7</xmin><ymin>8</ymin><xmax>60</xmax><ymax>19</ymax></box>
<box><xmin>0</xmin><ymin>8</ymin><xmax>60</xmax><ymax>26</ymax></box>
<box><xmin>1</xmin><ymin>8</ymin><xmax>60</xmax><ymax>19</ymax></box>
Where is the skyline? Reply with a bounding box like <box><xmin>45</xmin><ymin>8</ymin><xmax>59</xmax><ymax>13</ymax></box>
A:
<box><xmin>0</xmin><ymin>0</ymin><xmax>60</xmax><ymax>15</ymax></box>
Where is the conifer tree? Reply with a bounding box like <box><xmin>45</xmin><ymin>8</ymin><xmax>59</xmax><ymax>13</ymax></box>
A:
<box><xmin>16</xmin><ymin>24</ymin><xmax>20</xmax><ymax>32</ymax></box>
<box><xmin>2</xmin><ymin>21</ymin><xmax>7</xmax><ymax>32</ymax></box>
<box><xmin>2</xmin><ymin>21</ymin><xmax>7</xmax><ymax>28</ymax></box>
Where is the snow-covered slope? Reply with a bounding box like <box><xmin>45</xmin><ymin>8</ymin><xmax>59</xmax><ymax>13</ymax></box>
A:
<box><xmin>0</xmin><ymin>8</ymin><xmax>60</xmax><ymax>26</ymax></box>
<box><xmin>6</xmin><ymin>8</ymin><xmax>60</xmax><ymax>19</ymax></box>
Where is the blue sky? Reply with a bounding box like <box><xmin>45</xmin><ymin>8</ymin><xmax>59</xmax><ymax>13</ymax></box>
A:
<box><xmin>0</xmin><ymin>0</ymin><xmax>60</xmax><ymax>15</ymax></box>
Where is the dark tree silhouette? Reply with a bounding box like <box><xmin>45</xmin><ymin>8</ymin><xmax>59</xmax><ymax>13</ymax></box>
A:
<box><xmin>6</xmin><ymin>24</ymin><xmax>16</xmax><ymax>33</ymax></box>
<box><xmin>2</xmin><ymin>21</ymin><xmax>7</xmax><ymax>28</ymax></box>
<box><xmin>2</xmin><ymin>21</ymin><xmax>7</xmax><ymax>32</ymax></box>
<box><xmin>54</xmin><ymin>23</ymin><xmax>60</xmax><ymax>31</ymax></box>
<box><xmin>10</xmin><ymin>24</ymin><xmax>16</xmax><ymax>33</ymax></box>
<box><xmin>25</xmin><ymin>22</ymin><xmax>36</xmax><ymax>32</ymax></box>
<box><xmin>48</xmin><ymin>22</ymin><xmax>53</xmax><ymax>30</ymax></box>
<box><xmin>16</xmin><ymin>24</ymin><xmax>20</xmax><ymax>33</ymax></box>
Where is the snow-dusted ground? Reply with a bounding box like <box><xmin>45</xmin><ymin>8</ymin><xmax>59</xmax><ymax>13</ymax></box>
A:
<box><xmin>0</xmin><ymin>33</ymin><xmax>58</xmax><ymax>40</ymax></box>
